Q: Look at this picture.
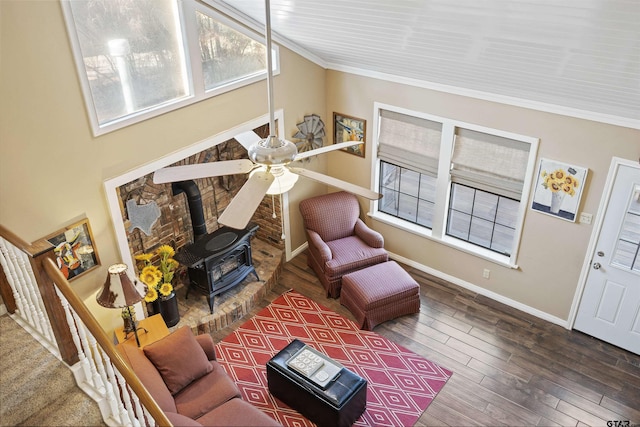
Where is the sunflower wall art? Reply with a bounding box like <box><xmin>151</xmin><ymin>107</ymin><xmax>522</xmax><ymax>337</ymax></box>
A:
<box><xmin>531</xmin><ymin>158</ymin><xmax>588</xmax><ymax>222</ymax></box>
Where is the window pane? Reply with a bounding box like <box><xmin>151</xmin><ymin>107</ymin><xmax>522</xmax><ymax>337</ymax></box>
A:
<box><xmin>447</xmin><ymin>210</ymin><xmax>471</xmax><ymax>240</ymax></box>
<box><xmin>398</xmin><ymin>193</ymin><xmax>418</xmax><ymax>222</ymax></box>
<box><xmin>450</xmin><ymin>184</ymin><xmax>474</xmax><ymax>214</ymax></box>
<box><xmin>419</xmin><ymin>174</ymin><xmax>437</xmax><ymax>202</ymax></box>
<box><xmin>492</xmin><ymin>224</ymin><xmax>515</xmax><ymax>255</ymax></box>
<box><xmin>472</xmin><ymin>191</ymin><xmax>498</xmax><ymax>221</ymax></box>
<box><xmin>380</xmin><ymin>186</ymin><xmax>399</xmax><ymax>216</ymax></box>
<box><xmin>68</xmin><ymin>0</ymin><xmax>189</xmax><ymax>125</ymax></box>
<box><xmin>496</xmin><ymin>197</ymin><xmax>519</xmax><ymax>228</ymax></box>
<box><xmin>196</xmin><ymin>11</ymin><xmax>267</xmax><ymax>90</ymax></box>
<box><xmin>399</xmin><ymin>170</ymin><xmax>420</xmax><ymax>197</ymax></box>
<box><xmin>469</xmin><ymin>217</ymin><xmax>493</xmax><ymax>248</ymax></box>
<box><xmin>381</xmin><ymin>162</ymin><xmax>400</xmax><ymax>191</ymax></box>
<box><xmin>612</xmin><ymin>240</ymin><xmax>638</xmax><ymax>270</ymax></box>
<box><xmin>612</xmin><ymin>195</ymin><xmax>640</xmax><ymax>272</ymax></box>
<box><xmin>417</xmin><ymin>199</ymin><xmax>434</xmax><ymax>228</ymax></box>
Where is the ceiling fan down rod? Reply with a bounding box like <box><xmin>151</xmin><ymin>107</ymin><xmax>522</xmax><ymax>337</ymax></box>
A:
<box><xmin>264</xmin><ymin>0</ymin><xmax>276</xmax><ymax>147</ymax></box>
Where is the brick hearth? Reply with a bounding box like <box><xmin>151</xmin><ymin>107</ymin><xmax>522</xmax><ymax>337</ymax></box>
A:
<box><xmin>166</xmin><ymin>238</ymin><xmax>284</xmax><ymax>335</ymax></box>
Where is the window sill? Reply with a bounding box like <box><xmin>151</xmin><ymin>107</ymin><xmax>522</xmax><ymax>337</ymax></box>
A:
<box><xmin>368</xmin><ymin>211</ymin><xmax>518</xmax><ymax>269</ymax></box>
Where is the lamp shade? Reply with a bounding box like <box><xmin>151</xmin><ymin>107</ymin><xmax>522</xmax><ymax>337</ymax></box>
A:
<box><xmin>96</xmin><ymin>264</ymin><xmax>146</xmax><ymax>309</ymax></box>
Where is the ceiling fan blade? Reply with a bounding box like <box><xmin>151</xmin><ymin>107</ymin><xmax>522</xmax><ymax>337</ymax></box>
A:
<box><xmin>293</xmin><ymin>140</ymin><xmax>363</xmax><ymax>161</ymax></box>
<box><xmin>217</xmin><ymin>171</ymin><xmax>275</xmax><ymax>229</ymax></box>
<box><xmin>288</xmin><ymin>167</ymin><xmax>381</xmax><ymax>200</ymax></box>
<box><xmin>153</xmin><ymin>159</ymin><xmax>255</xmax><ymax>184</ymax></box>
<box><xmin>234</xmin><ymin>130</ymin><xmax>262</xmax><ymax>151</ymax></box>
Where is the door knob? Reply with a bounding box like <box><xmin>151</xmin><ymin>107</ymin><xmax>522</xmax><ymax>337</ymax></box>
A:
<box><xmin>593</xmin><ymin>262</ymin><xmax>601</xmax><ymax>270</ymax></box>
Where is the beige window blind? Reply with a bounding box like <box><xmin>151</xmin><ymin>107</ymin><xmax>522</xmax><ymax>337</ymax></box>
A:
<box><xmin>378</xmin><ymin>110</ymin><xmax>442</xmax><ymax>176</ymax></box>
<box><xmin>451</xmin><ymin>129</ymin><xmax>530</xmax><ymax>200</ymax></box>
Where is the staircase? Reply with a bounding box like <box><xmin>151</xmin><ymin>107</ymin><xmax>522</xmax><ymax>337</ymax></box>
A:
<box><xmin>0</xmin><ymin>315</ymin><xmax>104</xmax><ymax>426</ymax></box>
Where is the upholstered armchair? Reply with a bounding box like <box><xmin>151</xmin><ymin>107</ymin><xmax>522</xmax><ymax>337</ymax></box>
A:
<box><xmin>299</xmin><ymin>191</ymin><xmax>388</xmax><ymax>298</ymax></box>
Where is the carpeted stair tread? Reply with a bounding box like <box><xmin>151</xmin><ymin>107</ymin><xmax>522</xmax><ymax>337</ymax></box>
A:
<box><xmin>0</xmin><ymin>315</ymin><xmax>104</xmax><ymax>426</ymax></box>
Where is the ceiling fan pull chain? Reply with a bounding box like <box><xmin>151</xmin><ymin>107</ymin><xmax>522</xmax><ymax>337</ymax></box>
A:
<box><xmin>280</xmin><ymin>194</ymin><xmax>286</xmax><ymax>240</ymax></box>
<box><xmin>271</xmin><ymin>194</ymin><xmax>277</xmax><ymax>219</ymax></box>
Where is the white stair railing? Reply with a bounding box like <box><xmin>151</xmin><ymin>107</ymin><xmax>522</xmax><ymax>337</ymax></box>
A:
<box><xmin>0</xmin><ymin>237</ymin><xmax>59</xmax><ymax>355</ymax></box>
<box><xmin>0</xmin><ymin>233</ymin><xmax>167</xmax><ymax>427</ymax></box>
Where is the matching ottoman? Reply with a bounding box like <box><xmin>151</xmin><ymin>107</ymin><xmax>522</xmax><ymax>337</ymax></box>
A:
<box><xmin>340</xmin><ymin>261</ymin><xmax>420</xmax><ymax>330</ymax></box>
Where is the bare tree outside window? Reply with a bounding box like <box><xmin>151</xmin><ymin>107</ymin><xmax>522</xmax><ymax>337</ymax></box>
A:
<box><xmin>68</xmin><ymin>0</ymin><xmax>189</xmax><ymax>125</ymax></box>
<box><xmin>196</xmin><ymin>11</ymin><xmax>267</xmax><ymax>91</ymax></box>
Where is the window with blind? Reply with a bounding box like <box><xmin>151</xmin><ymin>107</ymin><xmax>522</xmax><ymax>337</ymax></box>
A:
<box><xmin>378</xmin><ymin>110</ymin><xmax>442</xmax><ymax>228</ymax></box>
<box><xmin>373</xmin><ymin>104</ymin><xmax>538</xmax><ymax>265</ymax></box>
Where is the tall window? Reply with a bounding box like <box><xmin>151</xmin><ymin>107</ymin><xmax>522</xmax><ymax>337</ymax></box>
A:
<box><xmin>373</xmin><ymin>104</ymin><xmax>538</xmax><ymax>266</ymax></box>
<box><xmin>378</xmin><ymin>110</ymin><xmax>442</xmax><ymax>228</ymax></box>
<box><xmin>62</xmin><ymin>0</ymin><xmax>278</xmax><ymax>135</ymax></box>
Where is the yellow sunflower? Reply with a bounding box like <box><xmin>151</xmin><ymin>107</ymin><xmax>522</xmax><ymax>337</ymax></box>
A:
<box><xmin>157</xmin><ymin>245</ymin><xmax>175</xmax><ymax>258</ymax></box>
<box><xmin>144</xmin><ymin>287</ymin><xmax>158</xmax><ymax>303</ymax></box>
<box><xmin>159</xmin><ymin>282</ymin><xmax>174</xmax><ymax>297</ymax></box>
<box><xmin>140</xmin><ymin>265</ymin><xmax>162</xmax><ymax>287</ymax></box>
<box><xmin>134</xmin><ymin>252</ymin><xmax>153</xmax><ymax>263</ymax></box>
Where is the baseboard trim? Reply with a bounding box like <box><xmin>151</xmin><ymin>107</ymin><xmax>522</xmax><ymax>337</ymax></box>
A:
<box><xmin>289</xmin><ymin>243</ymin><xmax>569</xmax><ymax>328</ymax></box>
<box><xmin>389</xmin><ymin>252</ymin><xmax>571</xmax><ymax>329</ymax></box>
<box><xmin>290</xmin><ymin>242</ymin><xmax>308</xmax><ymax>260</ymax></box>
<box><xmin>388</xmin><ymin>251</ymin><xmax>569</xmax><ymax>328</ymax></box>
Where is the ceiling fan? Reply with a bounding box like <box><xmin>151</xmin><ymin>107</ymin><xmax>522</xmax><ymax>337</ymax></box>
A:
<box><xmin>153</xmin><ymin>0</ymin><xmax>380</xmax><ymax>230</ymax></box>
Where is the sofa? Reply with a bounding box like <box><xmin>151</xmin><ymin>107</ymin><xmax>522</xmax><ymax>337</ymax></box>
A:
<box><xmin>117</xmin><ymin>326</ymin><xmax>281</xmax><ymax>426</ymax></box>
<box><xmin>299</xmin><ymin>191</ymin><xmax>389</xmax><ymax>298</ymax></box>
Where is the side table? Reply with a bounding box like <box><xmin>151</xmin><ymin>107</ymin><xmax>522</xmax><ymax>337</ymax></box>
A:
<box><xmin>114</xmin><ymin>314</ymin><xmax>170</xmax><ymax>348</ymax></box>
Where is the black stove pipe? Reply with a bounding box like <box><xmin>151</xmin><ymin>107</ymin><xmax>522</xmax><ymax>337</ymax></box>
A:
<box><xmin>172</xmin><ymin>180</ymin><xmax>207</xmax><ymax>241</ymax></box>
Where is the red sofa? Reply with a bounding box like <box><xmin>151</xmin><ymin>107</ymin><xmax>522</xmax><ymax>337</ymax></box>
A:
<box><xmin>117</xmin><ymin>326</ymin><xmax>281</xmax><ymax>426</ymax></box>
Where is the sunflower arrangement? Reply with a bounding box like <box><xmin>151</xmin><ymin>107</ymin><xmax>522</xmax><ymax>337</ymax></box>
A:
<box><xmin>540</xmin><ymin>168</ymin><xmax>580</xmax><ymax>196</ymax></box>
<box><xmin>134</xmin><ymin>245</ymin><xmax>179</xmax><ymax>303</ymax></box>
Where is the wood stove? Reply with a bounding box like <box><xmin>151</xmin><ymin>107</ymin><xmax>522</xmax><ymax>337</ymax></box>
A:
<box><xmin>175</xmin><ymin>224</ymin><xmax>259</xmax><ymax>313</ymax></box>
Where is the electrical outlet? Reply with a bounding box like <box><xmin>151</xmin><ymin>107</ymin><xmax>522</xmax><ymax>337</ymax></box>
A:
<box><xmin>579</xmin><ymin>212</ymin><xmax>593</xmax><ymax>224</ymax></box>
<box><xmin>483</xmin><ymin>269</ymin><xmax>490</xmax><ymax>279</ymax></box>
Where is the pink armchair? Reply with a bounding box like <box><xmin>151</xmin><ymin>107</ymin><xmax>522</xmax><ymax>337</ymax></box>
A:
<box><xmin>299</xmin><ymin>191</ymin><xmax>388</xmax><ymax>298</ymax></box>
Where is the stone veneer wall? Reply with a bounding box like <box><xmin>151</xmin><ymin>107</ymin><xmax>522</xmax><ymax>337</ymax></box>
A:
<box><xmin>116</xmin><ymin>123</ymin><xmax>286</xmax><ymax>274</ymax></box>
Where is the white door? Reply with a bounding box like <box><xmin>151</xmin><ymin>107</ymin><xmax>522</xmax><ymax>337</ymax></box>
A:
<box><xmin>574</xmin><ymin>159</ymin><xmax>640</xmax><ymax>355</ymax></box>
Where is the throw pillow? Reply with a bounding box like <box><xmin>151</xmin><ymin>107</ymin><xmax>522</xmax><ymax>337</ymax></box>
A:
<box><xmin>144</xmin><ymin>326</ymin><xmax>213</xmax><ymax>395</ymax></box>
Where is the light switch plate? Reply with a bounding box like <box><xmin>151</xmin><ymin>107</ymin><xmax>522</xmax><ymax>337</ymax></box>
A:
<box><xmin>579</xmin><ymin>212</ymin><xmax>593</xmax><ymax>224</ymax></box>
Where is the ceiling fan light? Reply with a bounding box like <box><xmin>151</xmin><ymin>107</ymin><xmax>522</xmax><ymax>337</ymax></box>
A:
<box><xmin>251</xmin><ymin>165</ymin><xmax>298</xmax><ymax>195</ymax></box>
<box><xmin>248</xmin><ymin>136</ymin><xmax>298</xmax><ymax>166</ymax></box>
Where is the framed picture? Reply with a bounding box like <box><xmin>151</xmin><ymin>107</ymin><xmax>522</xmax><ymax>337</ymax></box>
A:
<box><xmin>333</xmin><ymin>112</ymin><xmax>366</xmax><ymax>157</ymax></box>
<box><xmin>531</xmin><ymin>158</ymin><xmax>588</xmax><ymax>222</ymax></box>
<box><xmin>46</xmin><ymin>218</ymin><xmax>100</xmax><ymax>281</ymax></box>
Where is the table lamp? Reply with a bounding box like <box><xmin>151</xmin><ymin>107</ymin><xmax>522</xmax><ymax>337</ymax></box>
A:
<box><xmin>97</xmin><ymin>263</ymin><xmax>147</xmax><ymax>347</ymax></box>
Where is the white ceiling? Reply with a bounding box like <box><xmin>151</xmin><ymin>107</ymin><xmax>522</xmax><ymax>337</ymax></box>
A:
<box><xmin>215</xmin><ymin>0</ymin><xmax>640</xmax><ymax>129</ymax></box>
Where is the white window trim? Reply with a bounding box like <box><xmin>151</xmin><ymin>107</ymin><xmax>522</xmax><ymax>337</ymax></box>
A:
<box><xmin>369</xmin><ymin>102</ymin><xmax>539</xmax><ymax>268</ymax></box>
<box><xmin>61</xmin><ymin>0</ymin><xmax>280</xmax><ymax>137</ymax></box>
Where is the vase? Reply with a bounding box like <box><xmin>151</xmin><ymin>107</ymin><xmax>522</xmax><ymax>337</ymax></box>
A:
<box><xmin>549</xmin><ymin>191</ymin><xmax>565</xmax><ymax>214</ymax></box>
<box><xmin>150</xmin><ymin>291</ymin><xmax>180</xmax><ymax>327</ymax></box>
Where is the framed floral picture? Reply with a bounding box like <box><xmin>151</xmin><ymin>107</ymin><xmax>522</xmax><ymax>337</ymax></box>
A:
<box><xmin>333</xmin><ymin>112</ymin><xmax>366</xmax><ymax>157</ymax></box>
<box><xmin>531</xmin><ymin>158</ymin><xmax>588</xmax><ymax>222</ymax></box>
<box><xmin>46</xmin><ymin>218</ymin><xmax>100</xmax><ymax>281</ymax></box>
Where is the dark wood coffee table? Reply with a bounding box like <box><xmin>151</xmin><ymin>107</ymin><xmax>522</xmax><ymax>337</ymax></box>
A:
<box><xmin>266</xmin><ymin>339</ymin><xmax>367</xmax><ymax>427</ymax></box>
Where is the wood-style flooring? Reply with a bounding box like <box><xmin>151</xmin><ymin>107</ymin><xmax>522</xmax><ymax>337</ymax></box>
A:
<box><xmin>212</xmin><ymin>252</ymin><xmax>640</xmax><ymax>426</ymax></box>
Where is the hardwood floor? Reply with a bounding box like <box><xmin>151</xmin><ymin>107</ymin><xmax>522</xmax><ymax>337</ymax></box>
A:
<box><xmin>212</xmin><ymin>252</ymin><xmax>640</xmax><ymax>426</ymax></box>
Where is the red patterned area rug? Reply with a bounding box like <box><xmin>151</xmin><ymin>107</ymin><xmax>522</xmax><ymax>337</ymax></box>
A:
<box><xmin>214</xmin><ymin>291</ymin><xmax>452</xmax><ymax>426</ymax></box>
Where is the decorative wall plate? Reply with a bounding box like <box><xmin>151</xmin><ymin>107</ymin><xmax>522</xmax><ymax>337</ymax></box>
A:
<box><xmin>293</xmin><ymin>114</ymin><xmax>325</xmax><ymax>155</ymax></box>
